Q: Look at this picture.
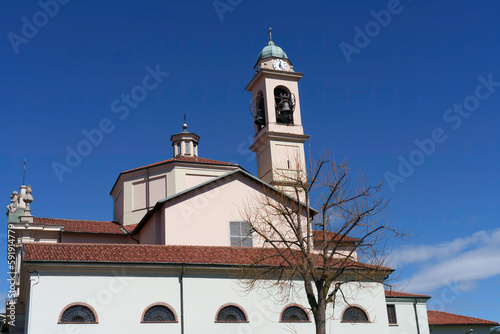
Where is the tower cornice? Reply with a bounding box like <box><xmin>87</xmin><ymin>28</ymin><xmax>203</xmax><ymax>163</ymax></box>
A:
<box><xmin>250</xmin><ymin>131</ymin><xmax>310</xmax><ymax>153</ymax></box>
<box><xmin>246</xmin><ymin>69</ymin><xmax>304</xmax><ymax>92</ymax></box>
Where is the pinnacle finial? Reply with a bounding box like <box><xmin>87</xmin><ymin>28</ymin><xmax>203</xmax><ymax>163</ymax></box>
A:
<box><xmin>183</xmin><ymin>113</ymin><xmax>188</xmax><ymax>131</ymax></box>
<box><xmin>23</xmin><ymin>156</ymin><xmax>26</xmax><ymax>185</ymax></box>
<box><xmin>268</xmin><ymin>27</ymin><xmax>272</xmax><ymax>41</ymax></box>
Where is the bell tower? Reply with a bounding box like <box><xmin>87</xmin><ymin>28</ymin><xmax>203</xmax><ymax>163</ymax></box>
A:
<box><xmin>247</xmin><ymin>29</ymin><xmax>309</xmax><ymax>189</ymax></box>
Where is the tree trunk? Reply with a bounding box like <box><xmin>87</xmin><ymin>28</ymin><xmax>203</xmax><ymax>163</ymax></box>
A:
<box><xmin>314</xmin><ymin>296</ymin><xmax>327</xmax><ymax>334</ymax></box>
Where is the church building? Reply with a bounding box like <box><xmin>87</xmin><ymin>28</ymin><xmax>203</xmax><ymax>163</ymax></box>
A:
<box><xmin>4</xmin><ymin>33</ymin><xmax>497</xmax><ymax>334</ymax></box>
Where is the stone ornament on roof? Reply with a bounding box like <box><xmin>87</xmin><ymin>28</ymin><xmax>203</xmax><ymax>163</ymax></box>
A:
<box><xmin>6</xmin><ymin>184</ymin><xmax>34</xmax><ymax>215</ymax></box>
<box><xmin>7</xmin><ymin>191</ymin><xmax>20</xmax><ymax>213</ymax></box>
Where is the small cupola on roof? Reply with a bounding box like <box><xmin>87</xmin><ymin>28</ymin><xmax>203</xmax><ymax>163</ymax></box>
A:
<box><xmin>170</xmin><ymin>121</ymin><xmax>200</xmax><ymax>158</ymax></box>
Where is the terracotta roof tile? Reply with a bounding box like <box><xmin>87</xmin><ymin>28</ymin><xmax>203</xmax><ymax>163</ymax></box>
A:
<box><xmin>34</xmin><ymin>217</ymin><xmax>125</xmax><ymax>234</ymax></box>
<box><xmin>123</xmin><ymin>224</ymin><xmax>138</xmax><ymax>233</ymax></box>
<box><xmin>427</xmin><ymin>310</ymin><xmax>498</xmax><ymax>326</ymax></box>
<box><xmin>23</xmin><ymin>243</ymin><xmax>391</xmax><ymax>270</ymax></box>
<box><xmin>385</xmin><ymin>290</ymin><xmax>430</xmax><ymax>298</ymax></box>
<box><xmin>312</xmin><ymin>230</ymin><xmax>358</xmax><ymax>243</ymax></box>
<box><xmin>122</xmin><ymin>156</ymin><xmax>238</xmax><ymax>173</ymax></box>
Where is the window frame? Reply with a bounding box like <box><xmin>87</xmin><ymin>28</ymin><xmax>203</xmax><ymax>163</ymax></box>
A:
<box><xmin>341</xmin><ymin>305</ymin><xmax>370</xmax><ymax>323</ymax></box>
<box><xmin>141</xmin><ymin>302</ymin><xmax>178</xmax><ymax>323</ymax></box>
<box><xmin>229</xmin><ymin>221</ymin><xmax>253</xmax><ymax>247</ymax></box>
<box><xmin>215</xmin><ymin>304</ymin><xmax>249</xmax><ymax>323</ymax></box>
<box><xmin>386</xmin><ymin>304</ymin><xmax>398</xmax><ymax>325</ymax></box>
<box><xmin>58</xmin><ymin>303</ymin><xmax>98</xmax><ymax>324</ymax></box>
<box><xmin>280</xmin><ymin>304</ymin><xmax>311</xmax><ymax>323</ymax></box>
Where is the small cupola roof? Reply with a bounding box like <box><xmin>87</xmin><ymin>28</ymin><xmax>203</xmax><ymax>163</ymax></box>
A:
<box><xmin>170</xmin><ymin>119</ymin><xmax>200</xmax><ymax>158</ymax></box>
<box><xmin>256</xmin><ymin>28</ymin><xmax>288</xmax><ymax>63</ymax></box>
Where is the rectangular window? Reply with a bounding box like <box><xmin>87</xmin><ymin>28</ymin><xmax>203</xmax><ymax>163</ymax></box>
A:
<box><xmin>387</xmin><ymin>305</ymin><xmax>397</xmax><ymax>325</ymax></box>
<box><xmin>185</xmin><ymin>142</ymin><xmax>190</xmax><ymax>155</ymax></box>
<box><xmin>230</xmin><ymin>221</ymin><xmax>253</xmax><ymax>247</ymax></box>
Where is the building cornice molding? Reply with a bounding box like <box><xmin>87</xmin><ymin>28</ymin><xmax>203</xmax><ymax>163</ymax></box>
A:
<box><xmin>250</xmin><ymin>131</ymin><xmax>310</xmax><ymax>153</ymax></box>
<box><xmin>246</xmin><ymin>69</ymin><xmax>304</xmax><ymax>92</ymax></box>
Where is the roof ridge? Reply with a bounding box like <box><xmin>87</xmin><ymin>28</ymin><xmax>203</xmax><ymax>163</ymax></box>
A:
<box><xmin>427</xmin><ymin>310</ymin><xmax>498</xmax><ymax>325</ymax></box>
<box><xmin>29</xmin><ymin>243</ymin><xmax>266</xmax><ymax>249</ymax></box>
<box><xmin>384</xmin><ymin>290</ymin><xmax>431</xmax><ymax>298</ymax></box>
<box><xmin>121</xmin><ymin>156</ymin><xmax>238</xmax><ymax>173</ymax></box>
<box><xmin>35</xmin><ymin>217</ymin><xmax>115</xmax><ymax>223</ymax></box>
<box><xmin>429</xmin><ymin>310</ymin><xmax>495</xmax><ymax>319</ymax></box>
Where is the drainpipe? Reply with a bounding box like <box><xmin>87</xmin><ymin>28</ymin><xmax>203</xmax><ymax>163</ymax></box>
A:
<box><xmin>413</xmin><ymin>298</ymin><xmax>421</xmax><ymax>334</ymax></box>
<box><xmin>27</xmin><ymin>271</ymin><xmax>40</xmax><ymax>334</ymax></box>
<box><xmin>146</xmin><ymin>168</ymin><xmax>150</xmax><ymax>211</ymax></box>
<box><xmin>180</xmin><ymin>265</ymin><xmax>185</xmax><ymax>334</ymax></box>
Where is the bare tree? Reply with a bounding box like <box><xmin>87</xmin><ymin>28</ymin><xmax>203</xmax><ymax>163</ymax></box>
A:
<box><xmin>240</xmin><ymin>153</ymin><xmax>402</xmax><ymax>334</ymax></box>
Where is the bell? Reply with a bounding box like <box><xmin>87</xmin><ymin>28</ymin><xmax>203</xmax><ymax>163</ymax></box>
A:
<box><xmin>277</xmin><ymin>95</ymin><xmax>292</xmax><ymax>124</ymax></box>
<box><xmin>280</xmin><ymin>100</ymin><xmax>292</xmax><ymax>116</ymax></box>
<box><xmin>254</xmin><ymin>109</ymin><xmax>265</xmax><ymax>126</ymax></box>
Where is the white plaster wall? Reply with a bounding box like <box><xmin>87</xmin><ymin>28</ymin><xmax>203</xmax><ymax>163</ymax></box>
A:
<box><xmin>184</xmin><ymin>275</ymin><xmax>391</xmax><ymax>334</ymax></box>
<box><xmin>61</xmin><ymin>233</ymin><xmax>132</xmax><ymax>244</ymax></box>
<box><xmin>26</xmin><ymin>268</ymin><xmax>181</xmax><ymax>334</ymax></box>
<box><xmin>13</xmin><ymin>228</ymin><xmax>60</xmax><ymax>244</ymax></box>
<box><xmin>34</xmin><ymin>231</ymin><xmax>59</xmax><ymax>243</ymax></box>
<box><xmin>25</xmin><ymin>265</ymin><xmax>396</xmax><ymax>334</ymax></box>
<box><xmin>332</xmin><ymin>282</ymin><xmax>390</xmax><ymax>334</ymax></box>
<box><xmin>183</xmin><ymin>274</ymin><xmax>315</xmax><ymax>334</ymax></box>
<box><xmin>387</xmin><ymin>300</ymin><xmax>430</xmax><ymax>334</ymax></box>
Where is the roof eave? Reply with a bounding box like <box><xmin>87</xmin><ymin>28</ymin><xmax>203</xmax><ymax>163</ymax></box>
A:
<box><xmin>110</xmin><ymin>159</ymin><xmax>241</xmax><ymax>195</ymax></box>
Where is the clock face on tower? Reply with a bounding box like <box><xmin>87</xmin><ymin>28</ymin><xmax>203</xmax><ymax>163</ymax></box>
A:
<box><xmin>272</xmin><ymin>59</ymin><xmax>288</xmax><ymax>71</ymax></box>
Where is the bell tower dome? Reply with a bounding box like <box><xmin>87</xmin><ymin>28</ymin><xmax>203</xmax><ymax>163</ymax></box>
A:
<box><xmin>247</xmin><ymin>29</ymin><xmax>309</xmax><ymax>190</ymax></box>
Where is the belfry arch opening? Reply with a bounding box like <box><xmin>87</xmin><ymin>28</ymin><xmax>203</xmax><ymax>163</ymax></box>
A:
<box><xmin>274</xmin><ymin>86</ymin><xmax>294</xmax><ymax>125</ymax></box>
<box><xmin>254</xmin><ymin>91</ymin><xmax>265</xmax><ymax>130</ymax></box>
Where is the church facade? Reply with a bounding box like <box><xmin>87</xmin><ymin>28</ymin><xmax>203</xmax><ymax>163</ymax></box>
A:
<box><xmin>6</xmin><ymin>34</ymin><xmax>494</xmax><ymax>334</ymax></box>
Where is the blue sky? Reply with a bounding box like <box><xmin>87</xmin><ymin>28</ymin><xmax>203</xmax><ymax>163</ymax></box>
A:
<box><xmin>1</xmin><ymin>0</ymin><xmax>499</xmax><ymax>322</ymax></box>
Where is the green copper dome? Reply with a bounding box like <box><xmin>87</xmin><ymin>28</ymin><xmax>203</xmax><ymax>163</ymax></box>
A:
<box><xmin>256</xmin><ymin>40</ymin><xmax>288</xmax><ymax>63</ymax></box>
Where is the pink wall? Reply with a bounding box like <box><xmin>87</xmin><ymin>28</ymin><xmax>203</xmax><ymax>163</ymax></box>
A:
<box><xmin>61</xmin><ymin>233</ymin><xmax>133</xmax><ymax>244</ymax></box>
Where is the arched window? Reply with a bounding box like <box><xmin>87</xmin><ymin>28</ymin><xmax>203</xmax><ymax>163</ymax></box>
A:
<box><xmin>59</xmin><ymin>303</ymin><xmax>97</xmax><ymax>323</ymax></box>
<box><xmin>216</xmin><ymin>304</ymin><xmax>248</xmax><ymax>322</ymax></box>
<box><xmin>280</xmin><ymin>305</ymin><xmax>310</xmax><ymax>322</ymax></box>
<box><xmin>342</xmin><ymin>306</ymin><xmax>369</xmax><ymax>323</ymax></box>
<box><xmin>253</xmin><ymin>91</ymin><xmax>266</xmax><ymax>129</ymax></box>
<box><xmin>142</xmin><ymin>303</ymin><xmax>177</xmax><ymax>323</ymax></box>
<box><xmin>274</xmin><ymin>86</ymin><xmax>294</xmax><ymax>124</ymax></box>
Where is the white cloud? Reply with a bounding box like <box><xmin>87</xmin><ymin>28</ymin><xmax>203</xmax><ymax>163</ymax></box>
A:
<box><xmin>0</xmin><ymin>292</ymin><xmax>7</xmax><ymax>313</ymax></box>
<box><xmin>392</xmin><ymin>228</ymin><xmax>500</xmax><ymax>294</ymax></box>
<box><xmin>390</xmin><ymin>229</ymin><xmax>497</xmax><ymax>268</ymax></box>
